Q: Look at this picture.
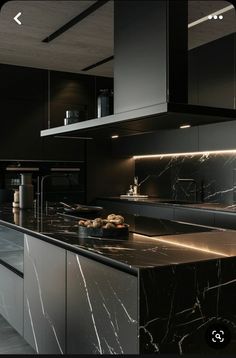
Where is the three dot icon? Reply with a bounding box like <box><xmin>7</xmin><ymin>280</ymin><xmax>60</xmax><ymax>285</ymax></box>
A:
<box><xmin>208</xmin><ymin>14</ymin><xmax>223</xmax><ymax>20</ymax></box>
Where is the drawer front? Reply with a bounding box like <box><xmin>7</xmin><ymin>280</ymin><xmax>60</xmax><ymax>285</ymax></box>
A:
<box><xmin>174</xmin><ymin>208</ymin><xmax>214</xmax><ymax>226</ymax></box>
<box><xmin>0</xmin><ymin>264</ymin><xmax>23</xmax><ymax>335</ymax></box>
<box><xmin>138</xmin><ymin>205</ymin><xmax>174</xmax><ymax>220</ymax></box>
<box><xmin>214</xmin><ymin>212</ymin><xmax>236</xmax><ymax>229</ymax></box>
<box><xmin>97</xmin><ymin>200</ymin><xmax>141</xmax><ymax>215</ymax></box>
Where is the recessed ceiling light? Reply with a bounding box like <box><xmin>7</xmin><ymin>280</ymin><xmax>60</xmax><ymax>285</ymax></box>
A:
<box><xmin>219</xmin><ymin>15</ymin><xmax>223</xmax><ymax>19</ymax></box>
<box><xmin>213</xmin><ymin>15</ymin><xmax>218</xmax><ymax>19</ymax></box>
<box><xmin>111</xmin><ymin>135</ymin><xmax>119</xmax><ymax>139</ymax></box>
<box><xmin>208</xmin><ymin>15</ymin><xmax>212</xmax><ymax>19</ymax></box>
<box><xmin>180</xmin><ymin>124</ymin><xmax>191</xmax><ymax>129</ymax></box>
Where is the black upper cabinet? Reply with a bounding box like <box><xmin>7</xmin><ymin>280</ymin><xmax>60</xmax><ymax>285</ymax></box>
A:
<box><xmin>0</xmin><ymin>64</ymin><xmax>46</xmax><ymax>101</ymax></box>
<box><xmin>48</xmin><ymin>71</ymin><xmax>95</xmax><ymax>128</ymax></box>
<box><xmin>0</xmin><ymin>65</ymin><xmax>47</xmax><ymax>160</ymax></box>
<box><xmin>42</xmin><ymin>72</ymin><xmax>113</xmax><ymax>161</ymax></box>
<box><xmin>188</xmin><ymin>34</ymin><xmax>235</xmax><ymax>110</ymax></box>
<box><xmin>0</xmin><ymin>64</ymin><xmax>113</xmax><ymax>161</ymax></box>
<box><xmin>42</xmin><ymin>71</ymin><xmax>95</xmax><ymax>161</ymax></box>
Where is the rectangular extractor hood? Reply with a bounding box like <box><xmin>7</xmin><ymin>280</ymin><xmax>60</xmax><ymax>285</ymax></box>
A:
<box><xmin>41</xmin><ymin>1</ymin><xmax>236</xmax><ymax>140</ymax></box>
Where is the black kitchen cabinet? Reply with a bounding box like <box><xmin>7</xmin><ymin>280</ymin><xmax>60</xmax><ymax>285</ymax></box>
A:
<box><xmin>197</xmin><ymin>34</ymin><xmax>235</xmax><ymax>109</ymax></box>
<box><xmin>112</xmin><ymin>126</ymin><xmax>199</xmax><ymax>157</ymax></box>
<box><xmin>173</xmin><ymin>207</ymin><xmax>215</xmax><ymax>226</ymax></box>
<box><xmin>0</xmin><ymin>65</ymin><xmax>47</xmax><ymax>160</ymax></box>
<box><xmin>214</xmin><ymin>212</ymin><xmax>236</xmax><ymax>230</ymax></box>
<box><xmin>139</xmin><ymin>205</ymin><xmax>174</xmax><ymax>220</ymax></box>
<box><xmin>199</xmin><ymin>121</ymin><xmax>236</xmax><ymax>152</ymax></box>
<box><xmin>0</xmin><ymin>64</ymin><xmax>46</xmax><ymax>101</ymax></box>
<box><xmin>48</xmin><ymin>71</ymin><xmax>95</xmax><ymax>127</ymax></box>
<box><xmin>188</xmin><ymin>34</ymin><xmax>235</xmax><ymax>110</ymax></box>
<box><xmin>0</xmin><ymin>64</ymin><xmax>113</xmax><ymax>161</ymax></box>
<box><xmin>41</xmin><ymin>70</ymin><xmax>94</xmax><ymax>161</ymax></box>
<box><xmin>97</xmin><ymin>199</ymin><xmax>175</xmax><ymax>220</ymax></box>
<box><xmin>97</xmin><ymin>199</ymin><xmax>142</xmax><ymax>216</ymax></box>
<box><xmin>0</xmin><ymin>99</ymin><xmax>45</xmax><ymax>160</ymax></box>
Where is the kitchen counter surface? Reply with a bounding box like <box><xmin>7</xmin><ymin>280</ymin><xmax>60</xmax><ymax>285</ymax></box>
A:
<box><xmin>1</xmin><ymin>204</ymin><xmax>236</xmax><ymax>273</ymax></box>
<box><xmin>99</xmin><ymin>196</ymin><xmax>236</xmax><ymax>212</ymax></box>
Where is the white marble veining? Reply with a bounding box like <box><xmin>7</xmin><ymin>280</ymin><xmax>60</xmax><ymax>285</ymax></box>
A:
<box><xmin>25</xmin><ymin>236</ymin><xmax>64</xmax><ymax>354</ymax></box>
<box><xmin>76</xmin><ymin>254</ymin><xmax>103</xmax><ymax>354</ymax></box>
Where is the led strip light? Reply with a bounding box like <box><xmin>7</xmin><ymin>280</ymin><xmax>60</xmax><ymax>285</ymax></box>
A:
<box><xmin>133</xmin><ymin>149</ymin><xmax>236</xmax><ymax>160</ymax></box>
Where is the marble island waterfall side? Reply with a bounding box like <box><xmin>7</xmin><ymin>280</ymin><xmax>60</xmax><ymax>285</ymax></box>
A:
<box><xmin>140</xmin><ymin>257</ymin><xmax>236</xmax><ymax>354</ymax></box>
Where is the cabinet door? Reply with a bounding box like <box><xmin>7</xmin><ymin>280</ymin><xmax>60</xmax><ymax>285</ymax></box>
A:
<box><xmin>97</xmin><ymin>199</ymin><xmax>141</xmax><ymax>215</ymax></box>
<box><xmin>214</xmin><ymin>212</ymin><xmax>236</xmax><ymax>230</ymax></box>
<box><xmin>24</xmin><ymin>235</ymin><xmax>66</xmax><ymax>354</ymax></box>
<box><xmin>67</xmin><ymin>252</ymin><xmax>138</xmax><ymax>354</ymax></box>
<box><xmin>139</xmin><ymin>205</ymin><xmax>174</xmax><ymax>220</ymax></box>
<box><xmin>0</xmin><ymin>65</ymin><xmax>46</xmax><ymax>160</ymax></box>
<box><xmin>174</xmin><ymin>207</ymin><xmax>214</xmax><ymax>226</ymax></box>
<box><xmin>0</xmin><ymin>264</ymin><xmax>23</xmax><ymax>335</ymax></box>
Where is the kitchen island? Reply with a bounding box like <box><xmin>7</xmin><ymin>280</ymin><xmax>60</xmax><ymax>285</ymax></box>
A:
<box><xmin>0</xmin><ymin>204</ymin><xmax>236</xmax><ymax>354</ymax></box>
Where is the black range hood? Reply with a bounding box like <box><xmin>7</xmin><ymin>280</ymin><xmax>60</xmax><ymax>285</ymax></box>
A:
<box><xmin>41</xmin><ymin>1</ymin><xmax>236</xmax><ymax>140</ymax></box>
<box><xmin>40</xmin><ymin>102</ymin><xmax>236</xmax><ymax>139</ymax></box>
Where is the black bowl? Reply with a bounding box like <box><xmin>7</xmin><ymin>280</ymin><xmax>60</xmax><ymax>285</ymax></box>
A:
<box><xmin>78</xmin><ymin>224</ymin><xmax>129</xmax><ymax>239</ymax></box>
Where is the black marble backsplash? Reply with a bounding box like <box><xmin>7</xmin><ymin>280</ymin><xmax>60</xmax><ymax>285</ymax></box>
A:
<box><xmin>135</xmin><ymin>153</ymin><xmax>236</xmax><ymax>204</ymax></box>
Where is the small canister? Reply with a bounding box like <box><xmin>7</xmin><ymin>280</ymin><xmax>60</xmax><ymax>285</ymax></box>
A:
<box><xmin>14</xmin><ymin>189</ymin><xmax>19</xmax><ymax>203</ymax></box>
<box><xmin>13</xmin><ymin>189</ymin><xmax>19</xmax><ymax>208</ymax></box>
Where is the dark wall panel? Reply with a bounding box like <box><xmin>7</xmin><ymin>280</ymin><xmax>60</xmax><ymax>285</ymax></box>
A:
<box><xmin>188</xmin><ymin>34</ymin><xmax>235</xmax><ymax>109</ymax></box>
<box><xmin>86</xmin><ymin>138</ymin><xmax>135</xmax><ymax>203</ymax></box>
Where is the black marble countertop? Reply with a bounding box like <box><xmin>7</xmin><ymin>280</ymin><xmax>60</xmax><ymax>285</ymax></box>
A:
<box><xmin>99</xmin><ymin>196</ymin><xmax>236</xmax><ymax>213</ymax></box>
<box><xmin>1</xmin><ymin>204</ymin><xmax>236</xmax><ymax>273</ymax></box>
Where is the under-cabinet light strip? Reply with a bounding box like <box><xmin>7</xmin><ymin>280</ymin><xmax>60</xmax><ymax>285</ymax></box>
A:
<box><xmin>50</xmin><ymin>168</ymin><xmax>80</xmax><ymax>172</ymax></box>
<box><xmin>133</xmin><ymin>149</ymin><xmax>236</xmax><ymax>160</ymax></box>
<box><xmin>188</xmin><ymin>4</ymin><xmax>234</xmax><ymax>28</ymax></box>
<box><xmin>6</xmin><ymin>167</ymin><xmax>39</xmax><ymax>171</ymax></box>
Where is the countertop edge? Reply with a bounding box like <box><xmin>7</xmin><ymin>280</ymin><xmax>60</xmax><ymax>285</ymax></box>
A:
<box><xmin>0</xmin><ymin>219</ymin><xmax>138</xmax><ymax>277</ymax></box>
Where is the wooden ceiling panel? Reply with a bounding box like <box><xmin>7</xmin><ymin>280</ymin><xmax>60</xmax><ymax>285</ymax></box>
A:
<box><xmin>188</xmin><ymin>0</ymin><xmax>231</xmax><ymax>22</ymax></box>
<box><xmin>0</xmin><ymin>1</ymin><xmax>234</xmax><ymax>76</ymax></box>
<box><xmin>188</xmin><ymin>1</ymin><xmax>235</xmax><ymax>49</ymax></box>
<box><xmin>0</xmin><ymin>0</ymin><xmax>113</xmax><ymax>75</ymax></box>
